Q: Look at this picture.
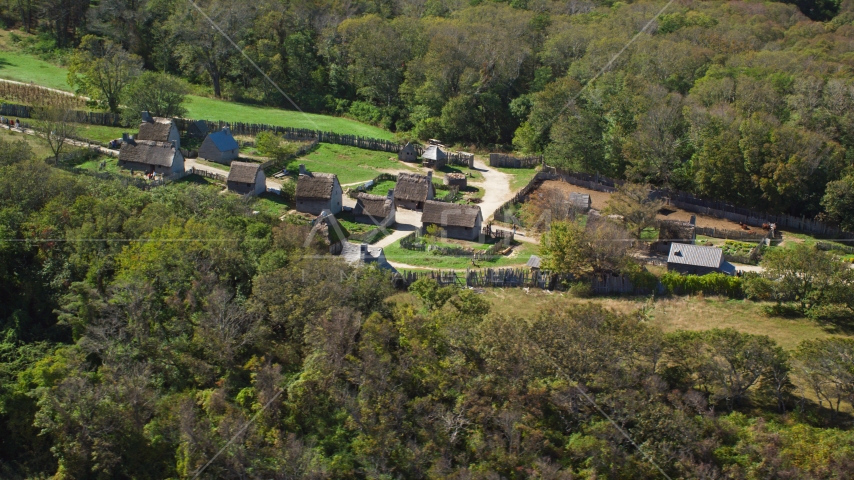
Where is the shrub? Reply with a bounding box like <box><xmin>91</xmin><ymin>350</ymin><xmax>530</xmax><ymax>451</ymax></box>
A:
<box><xmin>568</xmin><ymin>282</ymin><xmax>592</xmax><ymax>298</ymax></box>
<box><xmin>279</xmin><ymin>180</ymin><xmax>296</xmax><ymax>202</ymax></box>
<box><xmin>348</xmin><ymin>101</ymin><xmax>383</xmax><ymax>124</ymax></box>
<box><xmin>661</xmin><ymin>272</ymin><xmax>743</xmax><ymax>298</ymax></box>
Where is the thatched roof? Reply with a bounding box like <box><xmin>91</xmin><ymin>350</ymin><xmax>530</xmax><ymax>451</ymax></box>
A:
<box><xmin>119</xmin><ymin>140</ymin><xmax>178</xmax><ymax>166</ymax></box>
<box><xmin>227</xmin><ymin>161</ymin><xmax>262</xmax><ymax>184</ymax></box>
<box><xmin>296</xmin><ymin>172</ymin><xmax>338</xmax><ymax>200</ymax></box>
<box><xmin>355</xmin><ymin>193</ymin><xmax>393</xmax><ymax>219</ymax></box>
<box><xmin>394</xmin><ymin>172</ymin><xmax>433</xmax><ymax>202</ymax></box>
<box><xmin>137</xmin><ymin>117</ymin><xmax>175</xmax><ymax>143</ymax></box>
<box><xmin>421</xmin><ymin>200</ymin><xmax>482</xmax><ymax>228</ymax></box>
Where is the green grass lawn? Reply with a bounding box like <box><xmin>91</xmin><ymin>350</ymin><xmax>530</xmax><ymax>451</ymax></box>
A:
<box><xmin>194</xmin><ymin>158</ymin><xmax>230</xmax><ymax>172</ymax></box>
<box><xmin>76</xmin><ymin>155</ymin><xmax>121</xmax><ymax>173</ymax></box>
<box><xmin>0</xmin><ymin>48</ymin><xmax>71</xmax><ymax>91</ymax></box>
<box><xmin>496</xmin><ymin>166</ymin><xmax>539</xmax><ymax>191</ymax></box>
<box><xmin>75</xmin><ymin>124</ymin><xmax>130</xmax><ymax>144</ymax></box>
<box><xmin>365</xmin><ymin>179</ymin><xmax>396</xmax><ymax>197</ymax></box>
<box><xmin>385</xmin><ymin>239</ymin><xmax>539</xmax><ymax>269</ymax></box>
<box><xmin>295</xmin><ymin>143</ymin><xmax>415</xmax><ymax>185</ymax></box>
<box><xmin>184</xmin><ymin>96</ymin><xmax>393</xmax><ymax>139</ymax></box>
<box><xmin>253</xmin><ymin>192</ymin><xmax>291</xmax><ymax>218</ymax></box>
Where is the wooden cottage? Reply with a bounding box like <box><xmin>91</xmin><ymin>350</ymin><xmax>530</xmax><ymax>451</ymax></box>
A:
<box><xmin>444</xmin><ymin>172</ymin><xmax>467</xmax><ymax>188</ymax></box>
<box><xmin>421</xmin><ymin>200</ymin><xmax>483</xmax><ymax>241</ymax></box>
<box><xmin>118</xmin><ymin>139</ymin><xmax>184</xmax><ymax>175</ymax></box>
<box><xmin>295</xmin><ymin>165</ymin><xmax>343</xmax><ymax>215</ymax></box>
<box><xmin>136</xmin><ymin>112</ymin><xmax>180</xmax><ymax>149</ymax></box>
<box><xmin>422</xmin><ymin>145</ymin><xmax>447</xmax><ymax>169</ymax></box>
<box><xmin>667</xmin><ymin>243</ymin><xmax>725</xmax><ymax>275</ymax></box>
<box><xmin>394</xmin><ymin>171</ymin><xmax>435</xmax><ymax>210</ymax></box>
<box><xmin>398</xmin><ymin>143</ymin><xmax>419</xmax><ymax>162</ymax></box>
<box><xmin>226</xmin><ymin>161</ymin><xmax>266</xmax><ymax>196</ymax></box>
<box><xmin>354</xmin><ymin>192</ymin><xmax>395</xmax><ymax>227</ymax></box>
<box><xmin>199</xmin><ymin>127</ymin><xmax>240</xmax><ymax>164</ymax></box>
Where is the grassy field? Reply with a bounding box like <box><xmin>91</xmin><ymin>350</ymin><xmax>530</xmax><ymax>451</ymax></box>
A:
<box><xmin>295</xmin><ymin>143</ymin><xmax>416</xmax><ymax>185</ymax></box>
<box><xmin>75</xmin><ymin>124</ymin><xmax>129</xmax><ymax>143</ymax></box>
<box><xmin>0</xmin><ymin>50</ymin><xmax>70</xmax><ymax>91</ymax></box>
<box><xmin>75</xmin><ymin>155</ymin><xmax>121</xmax><ymax>173</ymax></box>
<box><xmin>386</xmin><ymin>239</ymin><xmax>540</xmax><ymax>269</ymax></box>
<box><xmin>184</xmin><ymin>96</ymin><xmax>393</xmax><ymax>139</ymax></box>
<box><xmin>496</xmin><ymin>166</ymin><xmax>539</xmax><ymax>191</ymax></box>
<box><xmin>0</xmin><ymin>126</ymin><xmax>53</xmax><ymax>157</ymax></box>
<box><xmin>194</xmin><ymin>158</ymin><xmax>230</xmax><ymax>171</ymax></box>
<box><xmin>253</xmin><ymin>192</ymin><xmax>291</xmax><ymax>218</ymax></box>
<box><xmin>366</xmin><ymin>179</ymin><xmax>396</xmax><ymax>197</ymax></box>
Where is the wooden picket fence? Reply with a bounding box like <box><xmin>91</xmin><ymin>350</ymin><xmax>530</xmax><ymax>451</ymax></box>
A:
<box><xmin>191</xmin><ymin>168</ymin><xmax>227</xmax><ymax>183</ymax></box>
<box><xmin>489</xmin><ymin>153</ymin><xmax>542</xmax><ymax>168</ymax></box>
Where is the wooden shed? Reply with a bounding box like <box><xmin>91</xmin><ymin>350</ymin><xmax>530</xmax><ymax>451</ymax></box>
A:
<box><xmin>569</xmin><ymin>192</ymin><xmax>591</xmax><ymax>211</ymax></box>
<box><xmin>393</xmin><ymin>171</ymin><xmax>434</xmax><ymax>210</ymax></box>
<box><xmin>444</xmin><ymin>172</ymin><xmax>467</xmax><ymax>188</ymax></box>
<box><xmin>118</xmin><ymin>139</ymin><xmax>184</xmax><ymax>175</ymax></box>
<box><xmin>295</xmin><ymin>165</ymin><xmax>343</xmax><ymax>215</ymax></box>
<box><xmin>667</xmin><ymin>243</ymin><xmax>725</xmax><ymax>275</ymax></box>
<box><xmin>421</xmin><ymin>200</ymin><xmax>483</xmax><ymax>241</ymax></box>
<box><xmin>422</xmin><ymin>145</ymin><xmax>447</xmax><ymax>169</ymax></box>
<box><xmin>398</xmin><ymin>143</ymin><xmax>419</xmax><ymax>162</ymax></box>
<box><xmin>199</xmin><ymin>127</ymin><xmax>240</xmax><ymax>164</ymax></box>
<box><xmin>354</xmin><ymin>192</ymin><xmax>395</xmax><ymax>227</ymax></box>
<box><xmin>226</xmin><ymin>161</ymin><xmax>266</xmax><ymax>196</ymax></box>
<box><xmin>136</xmin><ymin>112</ymin><xmax>180</xmax><ymax>149</ymax></box>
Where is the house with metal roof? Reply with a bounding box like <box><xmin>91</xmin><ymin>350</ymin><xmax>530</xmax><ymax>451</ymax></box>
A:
<box><xmin>226</xmin><ymin>162</ymin><xmax>265</xmax><ymax>196</ymax></box>
<box><xmin>421</xmin><ymin>200</ymin><xmax>483</xmax><ymax>241</ymax></box>
<box><xmin>199</xmin><ymin>127</ymin><xmax>240</xmax><ymax>164</ymax></box>
<box><xmin>136</xmin><ymin>112</ymin><xmax>180</xmax><ymax>149</ymax></box>
<box><xmin>667</xmin><ymin>243</ymin><xmax>730</xmax><ymax>275</ymax></box>
<box><xmin>118</xmin><ymin>139</ymin><xmax>184</xmax><ymax>175</ymax></box>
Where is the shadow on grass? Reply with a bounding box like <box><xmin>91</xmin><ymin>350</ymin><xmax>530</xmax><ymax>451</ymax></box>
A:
<box><xmin>175</xmin><ymin>174</ymin><xmax>216</xmax><ymax>185</ymax></box>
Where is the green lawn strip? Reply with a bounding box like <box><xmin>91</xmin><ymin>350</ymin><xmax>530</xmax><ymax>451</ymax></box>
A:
<box><xmin>295</xmin><ymin>143</ymin><xmax>409</xmax><ymax>185</ymax></box>
<box><xmin>0</xmin><ymin>48</ymin><xmax>71</xmax><ymax>91</ymax></box>
<box><xmin>194</xmin><ymin>158</ymin><xmax>230</xmax><ymax>172</ymax></box>
<box><xmin>495</xmin><ymin>166</ymin><xmax>539</xmax><ymax>191</ymax></box>
<box><xmin>74</xmin><ymin>124</ymin><xmax>130</xmax><ymax>143</ymax></box>
<box><xmin>384</xmin><ymin>239</ymin><xmax>538</xmax><ymax>269</ymax></box>
<box><xmin>253</xmin><ymin>192</ymin><xmax>291</xmax><ymax>217</ymax></box>
<box><xmin>336</xmin><ymin>211</ymin><xmax>380</xmax><ymax>235</ymax></box>
<box><xmin>183</xmin><ymin>96</ymin><xmax>393</xmax><ymax>139</ymax></box>
<box><xmin>75</xmin><ymin>155</ymin><xmax>122</xmax><ymax>173</ymax></box>
<box><xmin>366</xmin><ymin>179</ymin><xmax>396</xmax><ymax>197</ymax></box>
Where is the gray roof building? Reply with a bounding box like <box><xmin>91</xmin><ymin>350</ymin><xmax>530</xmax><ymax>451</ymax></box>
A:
<box><xmin>340</xmin><ymin>242</ymin><xmax>395</xmax><ymax>271</ymax></box>
<box><xmin>667</xmin><ymin>243</ymin><xmax>731</xmax><ymax>275</ymax></box>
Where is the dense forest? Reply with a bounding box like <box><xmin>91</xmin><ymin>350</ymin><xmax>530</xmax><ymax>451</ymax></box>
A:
<box><xmin>1</xmin><ymin>131</ymin><xmax>854</xmax><ymax>477</ymax></box>
<box><xmin>3</xmin><ymin>0</ymin><xmax>854</xmax><ymax>220</ymax></box>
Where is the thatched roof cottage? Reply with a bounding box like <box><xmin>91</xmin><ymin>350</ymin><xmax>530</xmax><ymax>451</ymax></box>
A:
<box><xmin>136</xmin><ymin>112</ymin><xmax>180</xmax><ymax>149</ymax></box>
<box><xmin>226</xmin><ymin>162</ymin><xmax>266</xmax><ymax>196</ymax></box>
<box><xmin>118</xmin><ymin>139</ymin><xmax>184</xmax><ymax>175</ymax></box>
<box><xmin>421</xmin><ymin>200</ymin><xmax>483</xmax><ymax>241</ymax></box>
<box><xmin>393</xmin><ymin>171</ymin><xmax>435</xmax><ymax>210</ymax></box>
<box><xmin>295</xmin><ymin>165</ymin><xmax>343</xmax><ymax>215</ymax></box>
<box><xmin>354</xmin><ymin>192</ymin><xmax>395</xmax><ymax>227</ymax></box>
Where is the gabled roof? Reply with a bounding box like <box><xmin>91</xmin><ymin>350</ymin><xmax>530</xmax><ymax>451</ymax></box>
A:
<box><xmin>227</xmin><ymin>161</ymin><xmax>262</xmax><ymax>184</ymax></box>
<box><xmin>527</xmin><ymin>255</ymin><xmax>542</xmax><ymax>269</ymax></box>
<box><xmin>354</xmin><ymin>193</ymin><xmax>393</xmax><ymax>219</ymax></box>
<box><xmin>137</xmin><ymin>117</ymin><xmax>175</xmax><ymax>143</ymax></box>
<box><xmin>340</xmin><ymin>242</ymin><xmax>395</xmax><ymax>271</ymax></box>
<box><xmin>421</xmin><ymin>200</ymin><xmax>482</xmax><ymax>228</ymax></box>
<box><xmin>205</xmin><ymin>129</ymin><xmax>239</xmax><ymax>152</ymax></box>
<box><xmin>394</xmin><ymin>172</ymin><xmax>433</xmax><ymax>202</ymax></box>
<box><xmin>667</xmin><ymin>243</ymin><xmax>723</xmax><ymax>268</ymax></box>
<box><xmin>119</xmin><ymin>140</ymin><xmax>178</xmax><ymax>167</ymax></box>
<box><xmin>296</xmin><ymin>172</ymin><xmax>338</xmax><ymax>200</ymax></box>
<box><xmin>423</xmin><ymin>145</ymin><xmax>446</xmax><ymax>161</ymax></box>
<box><xmin>569</xmin><ymin>192</ymin><xmax>591</xmax><ymax>207</ymax></box>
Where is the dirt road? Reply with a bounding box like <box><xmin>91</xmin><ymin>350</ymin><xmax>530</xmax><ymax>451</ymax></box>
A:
<box><xmin>470</xmin><ymin>157</ymin><xmax>514</xmax><ymax>220</ymax></box>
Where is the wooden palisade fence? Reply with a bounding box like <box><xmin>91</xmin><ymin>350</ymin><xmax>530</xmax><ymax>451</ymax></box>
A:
<box><xmin>489</xmin><ymin>153</ymin><xmax>542</xmax><ymax>168</ymax></box>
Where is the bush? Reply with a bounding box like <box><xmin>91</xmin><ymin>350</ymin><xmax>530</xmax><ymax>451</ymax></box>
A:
<box><xmin>661</xmin><ymin>272</ymin><xmax>743</xmax><ymax>298</ymax></box>
<box><xmin>348</xmin><ymin>101</ymin><xmax>383</xmax><ymax>124</ymax></box>
<box><xmin>568</xmin><ymin>282</ymin><xmax>592</xmax><ymax>298</ymax></box>
<box><xmin>279</xmin><ymin>180</ymin><xmax>296</xmax><ymax>202</ymax></box>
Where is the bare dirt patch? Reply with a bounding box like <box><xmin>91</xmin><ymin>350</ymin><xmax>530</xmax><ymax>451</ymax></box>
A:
<box><xmin>533</xmin><ymin>180</ymin><xmax>755</xmax><ymax>231</ymax></box>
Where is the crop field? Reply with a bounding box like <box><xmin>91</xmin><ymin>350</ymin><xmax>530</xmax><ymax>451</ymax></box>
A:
<box><xmin>294</xmin><ymin>143</ymin><xmax>417</xmax><ymax>185</ymax></box>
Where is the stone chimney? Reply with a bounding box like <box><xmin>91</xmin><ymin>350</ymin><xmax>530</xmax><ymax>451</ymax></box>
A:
<box><xmin>689</xmin><ymin>215</ymin><xmax>696</xmax><ymax>226</ymax></box>
<box><xmin>299</xmin><ymin>164</ymin><xmax>307</xmax><ymax>175</ymax></box>
<box><xmin>360</xmin><ymin>243</ymin><xmax>368</xmax><ymax>261</ymax></box>
<box><xmin>427</xmin><ymin>170</ymin><xmax>433</xmax><ymax>182</ymax></box>
<box><xmin>386</xmin><ymin>188</ymin><xmax>394</xmax><ymax>199</ymax></box>
<box><xmin>141</xmin><ymin>111</ymin><xmax>153</xmax><ymax>123</ymax></box>
<box><xmin>122</xmin><ymin>132</ymin><xmax>129</xmax><ymax>142</ymax></box>
<box><xmin>222</xmin><ymin>126</ymin><xmax>230</xmax><ymax>135</ymax></box>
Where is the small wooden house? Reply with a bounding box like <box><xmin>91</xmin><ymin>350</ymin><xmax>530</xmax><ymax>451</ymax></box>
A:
<box><xmin>422</xmin><ymin>145</ymin><xmax>447</xmax><ymax>169</ymax></box>
<box><xmin>667</xmin><ymin>243</ymin><xmax>725</xmax><ymax>275</ymax></box>
<box><xmin>421</xmin><ymin>200</ymin><xmax>483</xmax><ymax>241</ymax></box>
<box><xmin>226</xmin><ymin>161</ymin><xmax>265</xmax><ymax>196</ymax></box>
<box><xmin>526</xmin><ymin>255</ymin><xmax>542</xmax><ymax>271</ymax></box>
<box><xmin>295</xmin><ymin>165</ymin><xmax>343</xmax><ymax>215</ymax></box>
<box><xmin>354</xmin><ymin>192</ymin><xmax>395</xmax><ymax>227</ymax></box>
<box><xmin>398</xmin><ymin>143</ymin><xmax>419</xmax><ymax>162</ymax></box>
<box><xmin>394</xmin><ymin>172</ymin><xmax>434</xmax><ymax>210</ymax></box>
<box><xmin>137</xmin><ymin>112</ymin><xmax>180</xmax><ymax>149</ymax></box>
<box><xmin>118</xmin><ymin>139</ymin><xmax>184</xmax><ymax>175</ymax></box>
<box><xmin>199</xmin><ymin>127</ymin><xmax>240</xmax><ymax>164</ymax></box>
<box><xmin>444</xmin><ymin>172</ymin><xmax>467</xmax><ymax>188</ymax></box>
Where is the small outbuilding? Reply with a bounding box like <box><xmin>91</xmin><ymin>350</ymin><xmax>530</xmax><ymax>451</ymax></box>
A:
<box><xmin>295</xmin><ymin>165</ymin><xmax>343</xmax><ymax>215</ymax></box>
<box><xmin>199</xmin><ymin>127</ymin><xmax>240</xmax><ymax>164</ymax></box>
<box><xmin>118</xmin><ymin>139</ymin><xmax>184</xmax><ymax>175</ymax></box>
<box><xmin>136</xmin><ymin>112</ymin><xmax>180</xmax><ymax>149</ymax></box>
<box><xmin>394</xmin><ymin>171</ymin><xmax>435</xmax><ymax>210</ymax></box>
<box><xmin>226</xmin><ymin>161</ymin><xmax>266</xmax><ymax>196</ymax></box>
<box><xmin>398</xmin><ymin>143</ymin><xmax>419</xmax><ymax>162</ymax></box>
<box><xmin>340</xmin><ymin>242</ymin><xmax>396</xmax><ymax>271</ymax></box>
<box><xmin>444</xmin><ymin>172</ymin><xmax>467</xmax><ymax>188</ymax></box>
<box><xmin>422</xmin><ymin>145</ymin><xmax>447</xmax><ymax>169</ymax></box>
<box><xmin>667</xmin><ymin>243</ymin><xmax>726</xmax><ymax>275</ymax></box>
<box><xmin>354</xmin><ymin>192</ymin><xmax>395</xmax><ymax>227</ymax></box>
<box><xmin>421</xmin><ymin>200</ymin><xmax>483</xmax><ymax>241</ymax></box>
<box><xmin>569</xmin><ymin>192</ymin><xmax>592</xmax><ymax>211</ymax></box>
<box><xmin>526</xmin><ymin>255</ymin><xmax>542</xmax><ymax>271</ymax></box>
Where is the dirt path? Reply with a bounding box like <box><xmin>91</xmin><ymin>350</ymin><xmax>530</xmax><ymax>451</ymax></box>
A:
<box><xmin>471</xmin><ymin>157</ymin><xmax>514</xmax><ymax>220</ymax></box>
